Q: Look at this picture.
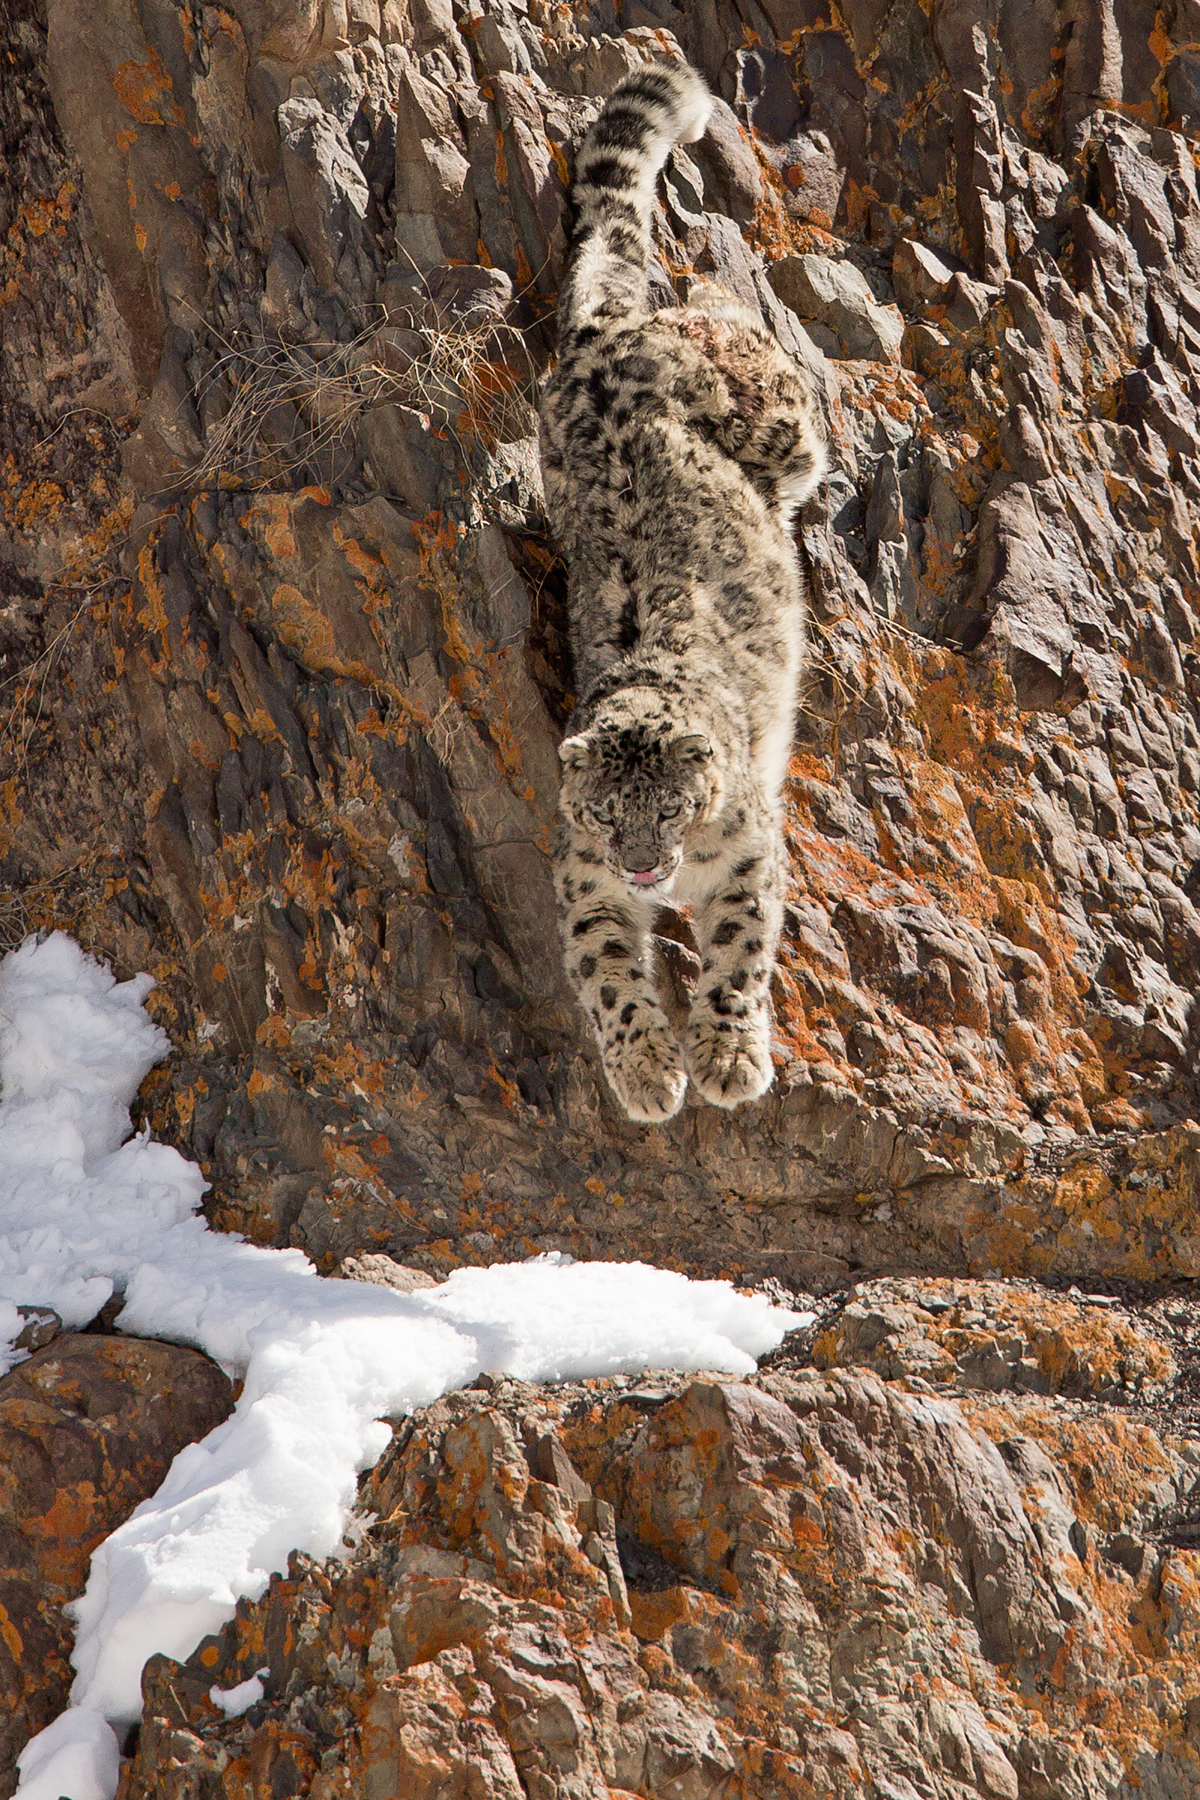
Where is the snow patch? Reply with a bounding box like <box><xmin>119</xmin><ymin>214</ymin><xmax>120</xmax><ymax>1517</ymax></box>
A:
<box><xmin>209</xmin><ymin>1670</ymin><xmax>269</xmax><ymax>1717</ymax></box>
<box><xmin>2</xmin><ymin>935</ymin><xmax>809</xmax><ymax>1800</ymax></box>
<box><xmin>12</xmin><ymin>1708</ymin><xmax>120</xmax><ymax>1800</ymax></box>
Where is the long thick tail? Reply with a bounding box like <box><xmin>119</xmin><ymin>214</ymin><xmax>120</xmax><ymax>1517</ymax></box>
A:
<box><xmin>558</xmin><ymin>62</ymin><xmax>712</xmax><ymax>336</ymax></box>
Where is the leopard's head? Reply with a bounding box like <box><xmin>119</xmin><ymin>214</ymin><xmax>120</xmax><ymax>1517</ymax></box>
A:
<box><xmin>558</xmin><ymin>693</ymin><xmax>722</xmax><ymax>895</ymax></box>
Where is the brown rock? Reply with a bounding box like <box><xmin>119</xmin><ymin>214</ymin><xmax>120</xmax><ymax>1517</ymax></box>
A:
<box><xmin>811</xmin><ymin>1276</ymin><xmax>1176</xmax><ymax>1400</ymax></box>
<box><xmin>0</xmin><ymin>1334</ymin><xmax>233</xmax><ymax>1796</ymax></box>
<box><xmin>9</xmin><ymin>0</ymin><xmax>1200</xmax><ymax>1299</ymax></box>
<box><xmin>117</xmin><ymin>1328</ymin><xmax>1200</xmax><ymax>1798</ymax></box>
<box><xmin>13</xmin><ymin>0</ymin><xmax>1200</xmax><ymax>1781</ymax></box>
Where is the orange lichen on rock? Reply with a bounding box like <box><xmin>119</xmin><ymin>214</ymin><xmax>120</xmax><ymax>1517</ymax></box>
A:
<box><xmin>0</xmin><ymin>1337</ymin><xmax>231</xmax><ymax>1792</ymax></box>
<box><xmin>112</xmin><ymin>45</ymin><xmax>179</xmax><ymax>128</ymax></box>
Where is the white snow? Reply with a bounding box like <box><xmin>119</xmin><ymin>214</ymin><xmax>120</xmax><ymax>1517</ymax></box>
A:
<box><xmin>12</xmin><ymin>1709</ymin><xmax>119</xmax><ymax>1800</ymax></box>
<box><xmin>0</xmin><ymin>934</ymin><xmax>809</xmax><ymax>1800</ymax></box>
<box><xmin>209</xmin><ymin>1670</ymin><xmax>269</xmax><ymax>1717</ymax></box>
<box><xmin>0</xmin><ymin>1297</ymin><xmax>24</xmax><ymax>1379</ymax></box>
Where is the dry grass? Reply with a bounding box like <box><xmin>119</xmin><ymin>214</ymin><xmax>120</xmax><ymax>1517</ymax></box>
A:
<box><xmin>0</xmin><ymin>580</ymin><xmax>122</xmax><ymax>790</ymax></box>
<box><xmin>0</xmin><ymin>892</ymin><xmax>32</xmax><ymax>951</ymax></box>
<box><xmin>187</xmin><ymin>305</ymin><xmax>540</xmax><ymax>493</ymax></box>
<box><xmin>799</xmin><ymin>611</ymin><xmax>858</xmax><ymax>722</ymax></box>
<box><xmin>0</xmin><ymin>852</ymin><xmax>118</xmax><ymax>951</ymax></box>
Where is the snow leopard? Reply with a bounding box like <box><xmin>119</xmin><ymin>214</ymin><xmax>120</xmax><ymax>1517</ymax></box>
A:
<box><xmin>539</xmin><ymin>60</ymin><xmax>827</xmax><ymax>1124</ymax></box>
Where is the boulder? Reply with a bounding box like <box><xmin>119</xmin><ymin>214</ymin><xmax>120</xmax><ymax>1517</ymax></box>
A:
<box><xmin>0</xmin><ymin>1335</ymin><xmax>233</xmax><ymax>1795</ymax></box>
<box><xmin>691</xmin><ymin>97</ymin><xmax>764</xmax><ymax>223</ymax></box>
<box><xmin>891</xmin><ymin>238</ymin><xmax>967</xmax><ymax>312</ymax></box>
<box><xmin>116</xmin><ymin>1332</ymin><xmax>1200</xmax><ymax>1799</ymax></box>
<box><xmin>767</xmin><ymin>253</ymin><xmax>904</xmax><ymax>362</ymax></box>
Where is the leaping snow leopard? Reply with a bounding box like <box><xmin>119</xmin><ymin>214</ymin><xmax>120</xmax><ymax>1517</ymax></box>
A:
<box><xmin>539</xmin><ymin>60</ymin><xmax>827</xmax><ymax>1124</ymax></box>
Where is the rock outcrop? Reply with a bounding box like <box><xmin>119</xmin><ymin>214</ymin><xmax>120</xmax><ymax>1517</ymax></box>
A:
<box><xmin>0</xmin><ymin>1330</ymin><xmax>234</xmax><ymax>1797</ymax></box>
<box><xmin>116</xmin><ymin>1280</ymin><xmax>1200</xmax><ymax>1798</ymax></box>
<box><xmin>5</xmin><ymin>0</ymin><xmax>1200</xmax><ymax>1287</ymax></box>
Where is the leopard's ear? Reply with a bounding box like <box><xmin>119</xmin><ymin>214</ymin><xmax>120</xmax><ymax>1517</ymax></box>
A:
<box><xmin>671</xmin><ymin>733</ymin><xmax>713</xmax><ymax>763</ymax></box>
<box><xmin>558</xmin><ymin>733</ymin><xmax>595</xmax><ymax>769</ymax></box>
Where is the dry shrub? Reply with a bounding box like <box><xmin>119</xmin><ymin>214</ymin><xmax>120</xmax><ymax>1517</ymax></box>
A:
<box><xmin>190</xmin><ymin>305</ymin><xmax>540</xmax><ymax>493</ymax></box>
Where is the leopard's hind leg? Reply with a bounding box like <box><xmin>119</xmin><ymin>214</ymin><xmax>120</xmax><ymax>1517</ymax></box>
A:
<box><xmin>680</xmin><ymin>803</ymin><xmax>785</xmax><ymax>1109</ymax></box>
<box><xmin>666</xmin><ymin>287</ymin><xmax>828</xmax><ymax>526</ymax></box>
<box><xmin>727</xmin><ymin>339</ymin><xmax>827</xmax><ymax>527</ymax></box>
<box><xmin>685</xmin><ymin>279</ymin><xmax>763</xmax><ymax>330</ymax></box>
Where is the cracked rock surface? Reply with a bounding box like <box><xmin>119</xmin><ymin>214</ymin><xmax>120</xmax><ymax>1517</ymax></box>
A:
<box><xmin>7</xmin><ymin>0</ymin><xmax>1200</xmax><ymax>1288</ymax></box>
<box><xmin>7</xmin><ymin>0</ymin><xmax>1200</xmax><ymax>1789</ymax></box>
<box><xmin>0</xmin><ymin>1331</ymin><xmax>234</xmax><ymax>1798</ymax></box>
<box><xmin>118</xmin><ymin>1286</ymin><xmax>1200</xmax><ymax>1798</ymax></box>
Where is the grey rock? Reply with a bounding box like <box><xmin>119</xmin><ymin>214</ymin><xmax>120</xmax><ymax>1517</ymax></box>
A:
<box><xmin>261</xmin><ymin>231</ymin><xmax>310</xmax><ymax>339</ymax></box>
<box><xmin>691</xmin><ymin>96</ymin><xmax>763</xmax><ymax>223</ymax></box>
<box><xmin>338</xmin><ymin>1253</ymin><xmax>438</xmax><ymax>1290</ymax></box>
<box><xmin>774</xmin><ymin>129</ymin><xmax>843</xmax><ymax>225</ymax></box>
<box><xmin>1103</xmin><ymin>1532</ymin><xmax>1147</xmax><ymax>1577</ymax></box>
<box><xmin>393</xmin><ymin>64</ymin><xmax>477</xmax><ymax>269</ymax></box>
<box><xmin>13</xmin><ymin>1306</ymin><xmax>62</xmax><ymax>1353</ymax></box>
<box><xmin>358</xmin><ymin>400</ymin><xmax>459</xmax><ymax>511</ymax></box>
<box><xmin>768</xmin><ymin>253</ymin><xmax>904</xmax><ymax>362</ymax></box>
<box><xmin>278</xmin><ymin>97</ymin><xmax>373</xmax><ymax>295</ymax></box>
<box><xmin>892</xmin><ymin>238</ymin><xmax>966</xmax><ymax>313</ymax></box>
<box><xmin>425</xmin><ymin>261</ymin><xmax>514</xmax><ymax>320</ymax></box>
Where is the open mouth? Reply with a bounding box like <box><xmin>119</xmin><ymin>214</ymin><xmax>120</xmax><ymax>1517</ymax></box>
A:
<box><xmin>623</xmin><ymin>863</ymin><xmax>678</xmax><ymax>890</ymax></box>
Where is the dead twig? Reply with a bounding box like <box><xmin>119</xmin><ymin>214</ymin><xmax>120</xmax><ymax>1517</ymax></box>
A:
<box><xmin>182</xmin><ymin>303</ymin><xmax>541</xmax><ymax>495</ymax></box>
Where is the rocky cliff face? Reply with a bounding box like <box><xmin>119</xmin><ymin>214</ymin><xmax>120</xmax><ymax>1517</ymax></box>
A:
<box><xmin>2</xmin><ymin>0</ymin><xmax>1200</xmax><ymax>1284</ymax></box>
<box><xmin>115</xmin><ymin>1277</ymin><xmax>1200</xmax><ymax>1798</ymax></box>
<box><xmin>0</xmin><ymin>1328</ymin><xmax>233</xmax><ymax>1796</ymax></box>
<box><xmin>7</xmin><ymin>0</ymin><xmax>1200</xmax><ymax>1790</ymax></box>
<box><xmin>7</xmin><ymin>0</ymin><xmax>1200</xmax><ymax>1289</ymax></box>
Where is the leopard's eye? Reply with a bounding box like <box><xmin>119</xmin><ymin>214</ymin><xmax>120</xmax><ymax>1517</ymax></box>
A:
<box><xmin>659</xmin><ymin>801</ymin><xmax>683</xmax><ymax>820</ymax></box>
<box><xmin>588</xmin><ymin>801</ymin><xmax>614</xmax><ymax>826</ymax></box>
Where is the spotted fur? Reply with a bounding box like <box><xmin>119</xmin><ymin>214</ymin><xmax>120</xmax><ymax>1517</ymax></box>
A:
<box><xmin>540</xmin><ymin>62</ymin><xmax>827</xmax><ymax>1123</ymax></box>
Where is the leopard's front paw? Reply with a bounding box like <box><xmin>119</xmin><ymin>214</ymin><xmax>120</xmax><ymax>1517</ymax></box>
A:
<box><xmin>684</xmin><ymin>1012</ymin><xmax>775</xmax><ymax>1109</ymax></box>
<box><xmin>602</xmin><ymin>1019</ymin><xmax>687</xmax><ymax>1124</ymax></box>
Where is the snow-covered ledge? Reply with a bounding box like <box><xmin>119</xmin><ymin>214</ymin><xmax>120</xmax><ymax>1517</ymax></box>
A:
<box><xmin>0</xmin><ymin>935</ymin><xmax>807</xmax><ymax>1800</ymax></box>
